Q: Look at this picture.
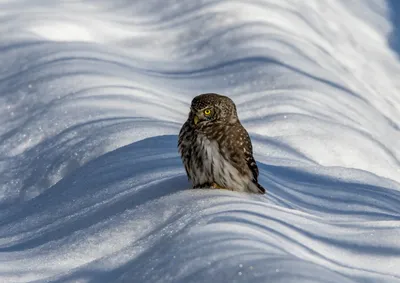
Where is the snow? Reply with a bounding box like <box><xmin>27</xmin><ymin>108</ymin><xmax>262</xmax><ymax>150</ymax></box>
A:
<box><xmin>0</xmin><ymin>0</ymin><xmax>399</xmax><ymax>282</ymax></box>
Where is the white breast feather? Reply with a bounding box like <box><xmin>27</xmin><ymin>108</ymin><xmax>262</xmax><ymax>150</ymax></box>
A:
<box><xmin>196</xmin><ymin>134</ymin><xmax>249</xmax><ymax>192</ymax></box>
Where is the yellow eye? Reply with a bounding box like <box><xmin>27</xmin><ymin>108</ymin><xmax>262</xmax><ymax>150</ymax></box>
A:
<box><xmin>204</xmin><ymin>109</ymin><xmax>211</xmax><ymax>115</ymax></box>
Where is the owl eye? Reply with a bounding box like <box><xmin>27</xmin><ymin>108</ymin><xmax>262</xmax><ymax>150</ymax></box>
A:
<box><xmin>204</xmin><ymin>109</ymin><xmax>212</xmax><ymax>116</ymax></box>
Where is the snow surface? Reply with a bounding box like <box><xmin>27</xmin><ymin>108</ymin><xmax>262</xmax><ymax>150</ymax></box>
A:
<box><xmin>0</xmin><ymin>0</ymin><xmax>400</xmax><ymax>282</ymax></box>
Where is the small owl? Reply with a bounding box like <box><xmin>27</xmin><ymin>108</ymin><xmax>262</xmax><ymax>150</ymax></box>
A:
<box><xmin>178</xmin><ymin>93</ymin><xmax>265</xmax><ymax>194</ymax></box>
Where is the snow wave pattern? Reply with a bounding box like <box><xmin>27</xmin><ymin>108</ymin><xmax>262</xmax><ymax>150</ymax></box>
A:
<box><xmin>0</xmin><ymin>0</ymin><xmax>399</xmax><ymax>282</ymax></box>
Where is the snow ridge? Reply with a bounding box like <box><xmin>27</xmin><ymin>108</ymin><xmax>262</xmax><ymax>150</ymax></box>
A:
<box><xmin>0</xmin><ymin>1</ymin><xmax>399</xmax><ymax>282</ymax></box>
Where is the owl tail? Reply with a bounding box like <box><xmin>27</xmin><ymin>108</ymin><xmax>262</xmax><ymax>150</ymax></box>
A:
<box><xmin>249</xmin><ymin>181</ymin><xmax>265</xmax><ymax>194</ymax></box>
<box><xmin>256</xmin><ymin>182</ymin><xmax>266</xmax><ymax>194</ymax></box>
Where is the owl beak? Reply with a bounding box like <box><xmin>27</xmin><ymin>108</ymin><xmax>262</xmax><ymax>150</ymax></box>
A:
<box><xmin>194</xmin><ymin>115</ymin><xmax>199</xmax><ymax>125</ymax></box>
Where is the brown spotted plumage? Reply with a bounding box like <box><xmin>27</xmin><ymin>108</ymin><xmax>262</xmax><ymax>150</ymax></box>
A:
<box><xmin>178</xmin><ymin>93</ymin><xmax>265</xmax><ymax>194</ymax></box>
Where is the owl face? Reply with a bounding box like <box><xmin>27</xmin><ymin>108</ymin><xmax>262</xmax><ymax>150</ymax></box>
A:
<box><xmin>191</xmin><ymin>105</ymin><xmax>216</xmax><ymax>126</ymax></box>
<box><xmin>189</xmin><ymin>93</ymin><xmax>238</xmax><ymax>127</ymax></box>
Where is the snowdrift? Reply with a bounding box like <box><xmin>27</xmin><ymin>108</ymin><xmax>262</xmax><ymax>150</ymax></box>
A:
<box><xmin>0</xmin><ymin>0</ymin><xmax>399</xmax><ymax>282</ymax></box>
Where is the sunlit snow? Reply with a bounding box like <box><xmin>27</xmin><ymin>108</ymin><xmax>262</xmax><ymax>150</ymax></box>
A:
<box><xmin>0</xmin><ymin>0</ymin><xmax>399</xmax><ymax>282</ymax></box>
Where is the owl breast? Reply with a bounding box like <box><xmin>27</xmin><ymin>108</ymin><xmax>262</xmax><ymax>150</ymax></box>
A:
<box><xmin>190</xmin><ymin>133</ymin><xmax>250</xmax><ymax>192</ymax></box>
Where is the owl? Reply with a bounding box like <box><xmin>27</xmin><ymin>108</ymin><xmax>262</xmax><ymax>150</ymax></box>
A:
<box><xmin>178</xmin><ymin>93</ymin><xmax>265</xmax><ymax>194</ymax></box>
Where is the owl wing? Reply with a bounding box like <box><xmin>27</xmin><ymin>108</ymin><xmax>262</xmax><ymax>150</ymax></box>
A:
<box><xmin>221</xmin><ymin>124</ymin><xmax>264</xmax><ymax>194</ymax></box>
<box><xmin>242</xmin><ymin>129</ymin><xmax>265</xmax><ymax>194</ymax></box>
<box><xmin>244</xmin><ymin>149</ymin><xmax>265</xmax><ymax>194</ymax></box>
<box><xmin>178</xmin><ymin>120</ymin><xmax>192</xmax><ymax>181</ymax></box>
<box><xmin>245</xmin><ymin>149</ymin><xmax>259</xmax><ymax>180</ymax></box>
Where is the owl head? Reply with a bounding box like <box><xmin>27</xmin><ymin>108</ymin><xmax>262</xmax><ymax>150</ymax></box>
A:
<box><xmin>189</xmin><ymin>93</ymin><xmax>238</xmax><ymax>127</ymax></box>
